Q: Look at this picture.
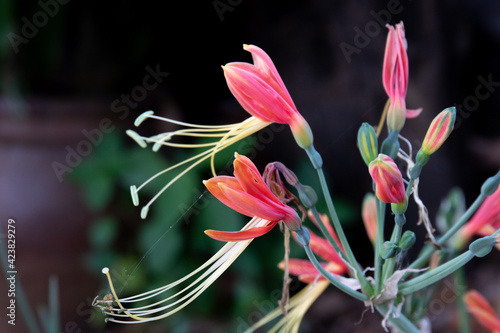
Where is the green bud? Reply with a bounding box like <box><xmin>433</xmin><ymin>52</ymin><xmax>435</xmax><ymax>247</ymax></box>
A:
<box><xmin>380</xmin><ymin>241</ymin><xmax>400</xmax><ymax>259</ymax></box>
<box><xmin>469</xmin><ymin>236</ymin><xmax>496</xmax><ymax>258</ymax></box>
<box><xmin>481</xmin><ymin>171</ymin><xmax>500</xmax><ymax>197</ymax></box>
<box><xmin>357</xmin><ymin>123</ymin><xmax>378</xmax><ymax>166</ymax></box>
<box><xmin>298</xmin><ymin>184</ymin><xmax>318</xmax><ymax>209</ymax></box>
<box><xmin>399</xmin><ymin>231</ymin><xmax>416</xmax><ymax>251</ymax></box>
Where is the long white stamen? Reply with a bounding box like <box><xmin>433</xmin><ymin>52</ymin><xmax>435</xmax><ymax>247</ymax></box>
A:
<box><xmin>128</xmin><ymin>112</ymin><xmax>270</xmax><ymax>218</ymax></box>
<box><xmin>95</xmin><ymin>218</ymin><xmax>269</xmax><ymax>323</ymax></box>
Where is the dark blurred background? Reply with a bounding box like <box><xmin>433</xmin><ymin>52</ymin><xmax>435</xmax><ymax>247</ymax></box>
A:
<box><xmin>0</xmin><ymin>1</ymin><xmax>499</xmax><ymax>332</ymax></box>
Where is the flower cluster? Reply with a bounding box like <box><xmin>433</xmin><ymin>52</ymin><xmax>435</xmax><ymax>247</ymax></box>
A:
<box><xmin>93</xmin><ymin>22</ymin><xmax>500</xmax><ymax>333</ymax></box>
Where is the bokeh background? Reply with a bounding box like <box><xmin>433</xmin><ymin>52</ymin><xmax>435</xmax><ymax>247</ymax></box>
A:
<box><xmin>1</xmin><ymin>0</ymin><xmax>499</xmax><ymax>332</ymax></box>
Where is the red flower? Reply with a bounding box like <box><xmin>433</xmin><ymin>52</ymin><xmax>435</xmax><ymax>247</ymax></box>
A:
<box><xmin>223</xmin><ymin>44</ymin><xmax>313</xmax><ymax>148</ymax></box>
<box><xmin>203</xmin><ymin>153</ymin><xmax>301</xmax><ymax>241</ymax></box>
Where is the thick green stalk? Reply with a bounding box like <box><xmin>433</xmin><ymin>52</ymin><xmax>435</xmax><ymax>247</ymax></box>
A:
<box><xmin>407</xmin><ymin>193</ymin><xmax>486</xmax><ymax>272</ymax></box>
<box><xmin>305</xmin><ymin>145</ymin><xmax>373</xmax><ymax>295</ymax></box>
<box><xmin>399</xmin><ymin>251</ymin><xmax>474</xmax><ymax>295</ymax></box>
<box><xmin>455</xmin><ymin>268</ymin><xmax>471</xmax><ymax>333</ymax></box>
<box><xmin>381</xmin><ymin>214</ymin><xmax>404</xmax><ymax>282</ymax></box>
<box><xmin>408</xmin><ymin>171</ymin><xmax>499</xmax><ymax>273</ymax></box>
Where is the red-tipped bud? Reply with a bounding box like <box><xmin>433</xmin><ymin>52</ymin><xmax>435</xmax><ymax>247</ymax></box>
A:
<box><xmin>368</xmin><ymin>154</ymin><xmax>407</xmax><ymax>206</ymax></box>
<box><xmin>420</xmin><ymin>107</ymin><xmax>456</xmax><ymax>156</ymax></box>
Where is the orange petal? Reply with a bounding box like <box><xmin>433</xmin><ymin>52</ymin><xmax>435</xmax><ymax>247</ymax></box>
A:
<box><xmin>309</xmin><ymin>230</ymin><xmax>345</xmax><ymax>267</ymax></box>
<box><xmin>218</xmin><ymin>184</ymin><xmax>285</xmax><ymax>221</ymax></box>
<box><xmin>204</xmin><ymin>176</ymin><xmax>242</xmax><ymax>201</ymax></box>
<box><xmin>205</xmin><ymin>223</ymin><xmax>276</xmax><ymax>242</ymax></box>
<box><xmin>464</xmin><ymin>290</ymin><xmax>500</xmax><ymax>332</ymax></box>
<box><xmin>233</xmin><ymin>153</ymin><xmax>282</xmax><ymax>205</ymax></box>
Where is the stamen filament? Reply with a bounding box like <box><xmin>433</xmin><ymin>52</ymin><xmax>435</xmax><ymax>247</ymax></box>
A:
<box><xmin>129</xmin><ymin>115</ymin><xmax>270</xmax><ymax>218</ymax></box>
<box><xmin>96</xmin><ymin>218</ymin><xmax>270</xmax><ymax>323</ymax></box>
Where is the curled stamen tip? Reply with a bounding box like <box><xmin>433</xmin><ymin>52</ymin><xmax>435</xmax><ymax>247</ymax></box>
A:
<box><xmin>130</xmin><ymin>185</ymin><xmax>139</xmax><ymax>206</ymax></box>
<box><xmin>152</xmin><ymin>141</ymin><xmax>163</xmax><ymax>152</ymax></box>
<box><xmin>102</xmin><ymin>267</ymin><xmax>110</xmax><ymax>274</ymax></box>
<box><xmin>126</xmin><ymin>130</ymin><xmax>147</xmax><ymax>148</ymax></box>
<box><xmin>134</xmin><ymin>110</ymin><xmax>154</xmax><ymax>126</ymax></box>
<box><xmin>141</xmin><ymin>206</ymin><xmax>149</xmax><ymax>219</ymax></box>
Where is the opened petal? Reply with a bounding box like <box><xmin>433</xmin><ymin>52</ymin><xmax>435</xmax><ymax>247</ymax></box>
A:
<box><xmin>218</xmin><ymin>184</ymin><xmax>286</xmax><ymax>221</ymax></box>
<box><xmin>233</xmin><ymin>153</ymin><xmax>283</xmax><ymax>205</ymax></box>
<box><xmin>205</xmin><ymin>223</ymin><xmax>276</xmax><ymax>242</ymax></box>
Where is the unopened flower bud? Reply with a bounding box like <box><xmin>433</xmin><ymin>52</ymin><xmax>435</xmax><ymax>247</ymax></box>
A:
<box><xmin>419</xmin><ymin>107</ymin><xmax>456</xmax><ymax>157</ymax></box>
<box><xmin>298</xmin><ymin>184</ymin><xmax>318</xmax><ymax>209</ymax></box>
<box><xmin>357</xmin><ymin>123</ymin><xmax>378</xmax><ymax>166</ymax></box>
<box><xmin>469</xmin><ymin>236</ymin><xmax>496</xmax><ymax>258</ymax></box>
<box><xmin>481</xmin><ymin>172</ymin><xmax>500</xmax><ymax>197</ymax></box>
<box><xmin>369</xmin><ymin>154</ymin><xmax>407</xmax><ymax>206</ymax></box>
<box><xmin>380</xmin><ymin>241</ymin><xmax>400</xmax><ymax>259</ymax></box>
<box><xmin>399</xmin><ymin>230</ymin><xmax>416</xmax><ymax>251</ymax></box>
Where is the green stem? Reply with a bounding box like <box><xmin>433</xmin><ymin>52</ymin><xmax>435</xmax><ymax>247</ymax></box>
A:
<box><xmin>407</xmin><ymin>192</ymin><xmax>486</xmax><ymax>272</ymax></box>
<box><xmin>305</xmin><ymin>145</ymin><xmax>373</xmax><ymax>296</ymax></box>
<box><xmin>399</xmin><ymin>251</ymin><xmax>474</xmax><ymax>295</ymax></box>
<box><xmin>375</xmin><ymin>304</ymin><xmax>421</xmax><ymax>333</ymax></box>
<box><xmin>309</xmin><ymin>207</ymin><xmax>350</xmax><ymax>267</ymax></box>
<box><xmin>374</xmin><ymin>198</ymin><xmax>386</xmax><ymax>294</ymax></box>
<box><xmin>381</xmin><ymin>214</ymin><xmax>404</xmax><ymax>282</ymax></box>
<box><xmin>300</xmin><ymin>232</ymin><xmax>368</xmax><ymax>302</ymax></box>
<box><xmin>455</xmin><ymin>267</ymin><xmax>470</xmax><ymax>333</ymax></box>
<box><xmin>405</xmin><ymin>175</ymin><xmax>417</xmax><ymax>200</ymax></box>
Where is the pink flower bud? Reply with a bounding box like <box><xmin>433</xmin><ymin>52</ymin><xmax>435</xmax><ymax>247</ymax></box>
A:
<box><xmin>368</xmin><ymin>154</ymin><xmax>407</xmax><ymax>205</ymax></box>
<box><xmin>420</xmin><ymin>107</ymin><xmax>456</xmax><ymax>155</ymax></box>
